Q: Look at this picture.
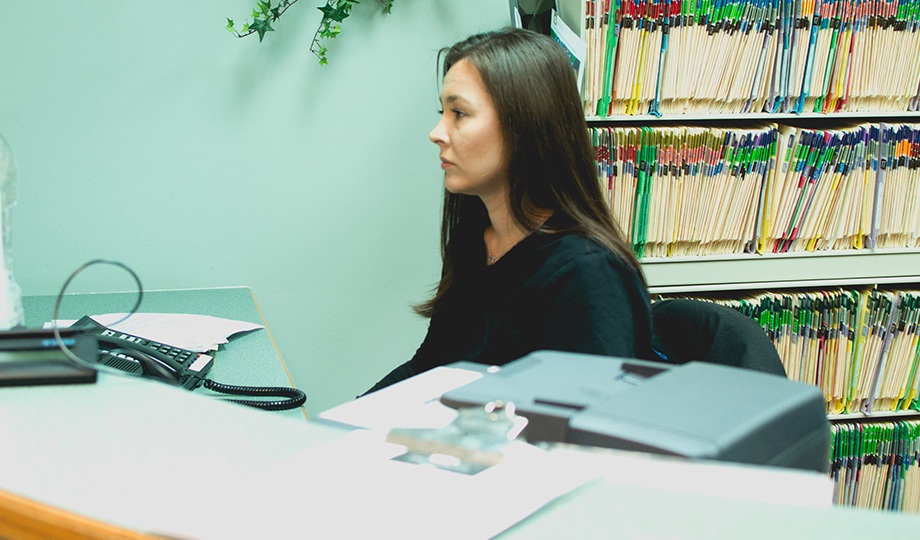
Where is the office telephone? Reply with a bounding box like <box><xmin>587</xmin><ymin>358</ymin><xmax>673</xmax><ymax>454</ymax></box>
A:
<box><xmin>70</xmin><ymin>315</ymin><xmax>213</xmax><ymax>390</ymax></box>
<box><xmin>68</xmin><ymin>315</ymin><xmax>306</xmax><ymax>410</ymax></box>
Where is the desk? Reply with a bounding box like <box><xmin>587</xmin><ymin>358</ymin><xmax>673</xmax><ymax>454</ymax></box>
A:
<box><xmin>505</xmin><ymin>473</ymin><xmax>920</xmax><ymax>539</ymax></box>
<box><xmin>2</xmin><ymin>287</ymin><xmax>325</xmax><ymax>538</ymax></box>
<box><xmin>20</xmin><ymin>286</ymin><xmax>307</xmax><ymax>422</ymax></box>
<box><xmin>3</xmin><ymin>290</ymin><xmax>920</xmax><ymax>538</ymax></box>
<box><xmin>0</xmin><ymin>368</ymin><xmax>344</xmax><ymax>538</ymax></box>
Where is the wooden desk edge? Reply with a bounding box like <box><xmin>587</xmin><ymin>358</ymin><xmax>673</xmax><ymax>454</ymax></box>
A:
<box><xmin>0</xmin><ymin>489</ymin><xmax>156</xmax><ymax>540</ymax></box>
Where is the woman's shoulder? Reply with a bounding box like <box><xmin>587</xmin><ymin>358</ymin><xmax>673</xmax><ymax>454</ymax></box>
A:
<box><xmin>533</xmin><ymin>215</ymin><xmax>620</xmax><ymax>259</ymax></box>
<box><xmin>538</xmin><ymin>229</ymin><xmax>618</xmax><ymax>259</ymax></box>
<box><xmin>534</xmin><ymin>230</ymin><xmax>635</xmax><ymax>278</ymax></box>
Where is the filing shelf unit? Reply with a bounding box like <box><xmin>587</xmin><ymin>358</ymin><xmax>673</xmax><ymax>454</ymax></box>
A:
<box><xmin>566</xmin><ymin>0</ymin><xmax>920</xmax><ymax>505</ymax></box>
<box><xmin>587</xmin><ymin>111</ymin><xmax>920</xmax><ymax>512</ymax></box>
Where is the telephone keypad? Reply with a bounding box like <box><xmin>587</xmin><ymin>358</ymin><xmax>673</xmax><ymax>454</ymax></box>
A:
<box><xmin>70</xmin><ymin>315</ymin><xmax>214</xmax><ymax>389</ymax></box>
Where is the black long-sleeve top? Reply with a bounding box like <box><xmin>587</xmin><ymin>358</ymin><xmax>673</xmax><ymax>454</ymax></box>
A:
<box><xmin>365</xmin><ymin>219</ymin><xmax>655</xmax><ymax>393</ymax></box>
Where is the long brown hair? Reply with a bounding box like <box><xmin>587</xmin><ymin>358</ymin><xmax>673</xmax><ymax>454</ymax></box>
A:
<box><xmin>416</xmin><ymin>28</ymin><xmax>644</xmax><ymax>317</ymax></box>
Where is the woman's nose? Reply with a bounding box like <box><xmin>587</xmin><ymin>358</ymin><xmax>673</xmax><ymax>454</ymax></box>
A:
<box><xmin>429</xmin><ymin>117</ymin><xmax>447</xmax><ymax>145</ymax></box>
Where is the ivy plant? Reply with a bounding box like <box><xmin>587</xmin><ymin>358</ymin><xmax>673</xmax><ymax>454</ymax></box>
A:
<box><xmin>226</xmin><ymin>0</ymin><xmax>395</xmax><ymax>65</ymax></box>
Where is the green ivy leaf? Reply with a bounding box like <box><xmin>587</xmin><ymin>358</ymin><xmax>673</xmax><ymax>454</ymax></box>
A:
<box><xmin>250</xmin><ymin>18</ymin><xmax>274</xmax><ymax>41</ymax></box>
<box><xmin>338</xmin><ymin>3</ymin><xmax>356</xmax><ymax>19</ymax></box>
<box><xmin>226</xmin><ymin>18</ymin><xmax>235</xmax><ymax>32</ymax></box>
<box><xmin>317</xmin><ymin>3</ymin><xmax>335</xmax><ymax>20</ymax></box>
<box><xmin>318</xmin><ymin>1</ymin><xmax>353</xmax><ymax>23</ymax></box>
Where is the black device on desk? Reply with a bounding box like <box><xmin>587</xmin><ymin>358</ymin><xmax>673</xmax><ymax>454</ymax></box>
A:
<box><xmin>0</xmin><ymin>328</ymin><xmax>98</xmax><ymax>386</ymax></box>
<box><xmin>440</xmin><ymin>351</ymin><xmax>831</xmax><ymax>473</ymax></box>
<box><xmin>70</xmin><ymin>315</ymin><xmax>213</xmax><ymax>390</ymax></box>
<box><xmin>67</xmin><ymin>316</ymin><xmax>306</xmax><ymax>411</ymax></box>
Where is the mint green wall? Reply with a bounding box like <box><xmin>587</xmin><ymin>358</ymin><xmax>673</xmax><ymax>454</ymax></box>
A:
<box><xmin>0</xmin><ymin>1</ymin><xmax>510</xmax><ymax>414</ymax></box>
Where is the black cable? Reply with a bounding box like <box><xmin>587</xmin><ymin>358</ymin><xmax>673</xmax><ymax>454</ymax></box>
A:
<box><xmin>51</xmin><ymin>259</ymin><xmax>144</xmax><ymax>379</ymax></box>
<box><xmin>202</xmin><ymin>378</ymin><xmax>307</xmax><ymax>411</ymax></box>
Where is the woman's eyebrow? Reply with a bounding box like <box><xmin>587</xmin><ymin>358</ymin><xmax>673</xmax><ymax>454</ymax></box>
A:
<box><xmin>442</xmin><ymin>95</ymin><xmax>470</xmax><ymax>106</ymax></box>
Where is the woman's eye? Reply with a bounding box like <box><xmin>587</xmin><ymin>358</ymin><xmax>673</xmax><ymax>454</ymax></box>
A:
<box><xmin>435</xmin><ymin>108</ymin><xmax>465</xmax><ymax>119</ymax></box>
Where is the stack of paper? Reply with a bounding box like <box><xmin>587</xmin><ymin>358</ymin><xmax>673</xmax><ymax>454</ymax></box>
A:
<box><xmin>595</xmin><ymin>122</ymin><xmax>920</xmax><ymax>258</ymax></box>
<box><xmin>831</xmin><ymin>420</ymin><xmax>920</xmax><ymax>512</ymax></box>
<box><xmin>595</xmin><ymin>124</ymin><xmax>775</xmax><ymax>257</ymax></box>
<box><xmin>760</xmin><ymin>124</ymin><xmax>874</xmax><ymax>253</ymax></box>
<box><xmin>563</xmin><ymin>0</ymin><xmax>920</xmax><ymax>116</ymax></box>
<box><xmin>872</xmin><ymin>123</ymin><xmax>920</xmax><ymax>249</ymax></box>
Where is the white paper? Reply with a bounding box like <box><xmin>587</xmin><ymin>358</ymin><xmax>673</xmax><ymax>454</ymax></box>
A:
<box><xmin>46</xmin><ymin>312</ymin><xmax>263</xmax><ymax>352</ymax></box>
<box><xmin>318</xmin><ymin>366</ymin><xmax>483</xmax><ymax>430</ymax></box>
<box><xmin>256</xmin><ymin>429</ymin><xmax>596</xmax><ymax>539</ymax></box>
<box><xmin>548</xmin><ymin>445</ymin><xmax>834</xmax><ymax>509</ymax></box>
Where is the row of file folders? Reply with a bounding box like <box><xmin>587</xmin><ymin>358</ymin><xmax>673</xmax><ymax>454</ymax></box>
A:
<box><xmin>831</xmin><ymin>420</ymin><xmax>920</xmax><ymax>511</ymax></box>
<box><xmin>676</xmin><ymin>287</ymin><xmax>920</xmax><ymax>415</ymax></box>
<box><xmin>594</xmin><ymin>122</ymin><xmax>920</xmax><ymax>258</ymax></box>
<box><xmin>560</xmin><ymin>0</ymin><xmax>920</xmax><ymax>116</ymax></box>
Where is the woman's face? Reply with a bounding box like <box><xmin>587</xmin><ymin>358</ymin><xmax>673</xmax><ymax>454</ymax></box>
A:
<box><xmin>429</xmin><ymin>59</ymin><xmax>508</xmax><ymax>200</ymax></box>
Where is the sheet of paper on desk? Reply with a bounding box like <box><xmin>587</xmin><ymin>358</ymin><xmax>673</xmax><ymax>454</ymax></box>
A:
<box><xmin>546</xmin><ymin>445</ymin><xmax>834</xmax><ymax>508</ymax></box>
<box><xmin>45</xmin><ymin>312</ymin><xmax>263</xmax><ymax>352</ymax></box>
<box><xmin>318</xmin><ymin>366</ymin><xmax>483</xmax><ymax>430</ymax></box>
<box><xmin>255</xmin><ymin>429</ymin><xmax>597</xmax><ymax>539</ymax></box>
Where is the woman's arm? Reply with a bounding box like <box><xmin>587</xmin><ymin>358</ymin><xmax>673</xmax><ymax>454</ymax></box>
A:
<box><xmin>361</xmin><ymin>359</ymin><xmax>419</xmax><ymax>396</ymax></box>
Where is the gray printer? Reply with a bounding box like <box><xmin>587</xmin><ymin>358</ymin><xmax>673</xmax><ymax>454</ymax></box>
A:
<box><xmin>440</xmin><ymin>351</ymin><xmax>831</xmax><ymax>472</ymax></box>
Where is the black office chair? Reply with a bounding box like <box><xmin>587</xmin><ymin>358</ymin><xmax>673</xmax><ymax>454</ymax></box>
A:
<box><xmin>651</xmin><ymin>298</ymin><xmax>787</xmax><ymax>377</ymax></box>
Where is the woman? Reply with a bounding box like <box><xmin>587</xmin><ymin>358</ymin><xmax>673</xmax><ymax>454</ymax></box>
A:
<box><xmin>364</xmin><ymin>28</ymin><xmax>655</xmax><ymax>393</ymax></box>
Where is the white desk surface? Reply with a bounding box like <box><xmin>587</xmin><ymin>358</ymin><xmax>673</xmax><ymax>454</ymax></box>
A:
<box><xmin>3</xmin><ymin>373</ymin><xmax>920</xmax><ymax>539</ymax></box>
<box><xmin>0</xmin><ymin>374</ymin><xmax>343</xmax><ymax>538</ymax></box>
<box><xmin>3</xmin><ymin>290</ymin><xmax>920</xmax><ymax>538</ymax></box>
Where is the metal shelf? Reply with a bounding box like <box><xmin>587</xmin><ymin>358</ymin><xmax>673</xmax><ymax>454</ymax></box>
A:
<box><xmin>642</xmin><ymin>249</ymin><xmax>920</xmax><ymax>294</ymax></box>
<box><xmin>586</xmin><ymin>111</ymin><xmax>920</xmax><ymax>124</ymax></box>
<box><xmin>830</xmin><ymin>410</ymin><xmax>920</xmax><ymax>422</ymax></box>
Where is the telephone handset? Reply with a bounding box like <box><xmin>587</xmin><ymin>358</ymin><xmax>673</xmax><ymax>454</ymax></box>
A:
<box><xmin>69</xmin><ymin>315</ymin><xmax>306</xmax><ymax>410</ymax></box>
<box><xmin>70</xmin><ymin>315</ymin><xmax>213</xmax><ymax>389</ymax></box>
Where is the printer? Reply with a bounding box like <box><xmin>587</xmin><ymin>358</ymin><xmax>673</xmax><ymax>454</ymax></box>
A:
<box><xmin>440</xmin><ymin>351</ymin><xmax>831</xmax><ymax>473</ymax></box>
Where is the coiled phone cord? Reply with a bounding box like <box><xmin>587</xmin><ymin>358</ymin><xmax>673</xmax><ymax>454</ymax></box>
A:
<box><xmin>202</xmin><ymin>379</ymin><xmax>307</xmax><ymax>411</ymax></box>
